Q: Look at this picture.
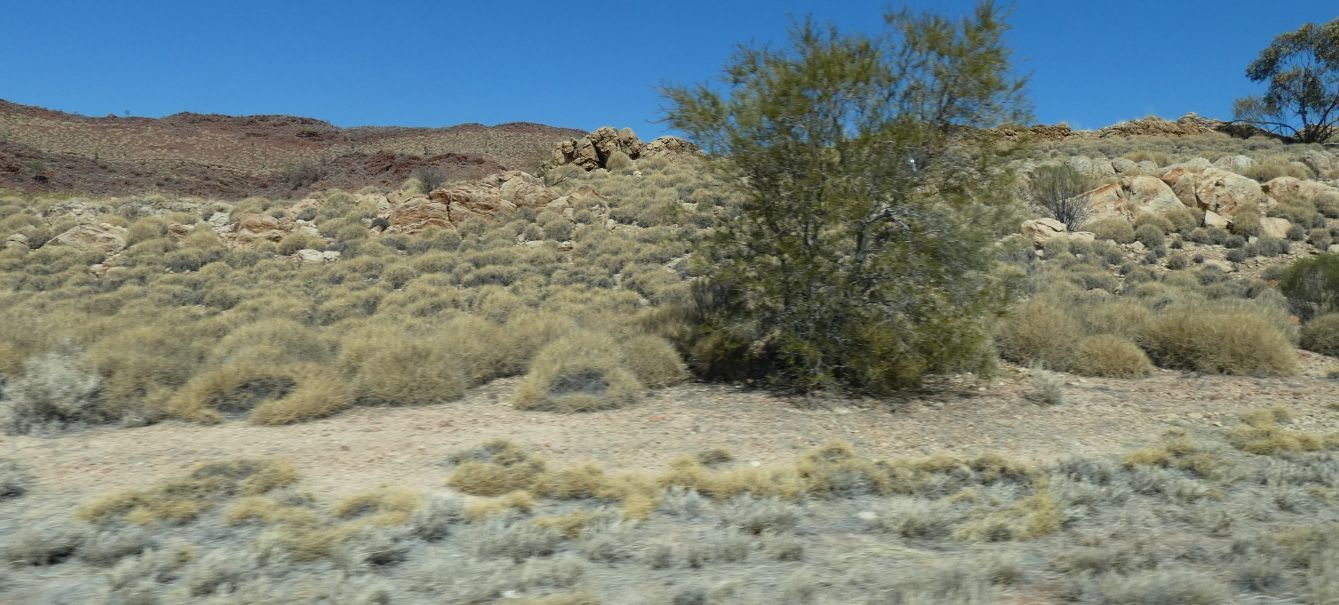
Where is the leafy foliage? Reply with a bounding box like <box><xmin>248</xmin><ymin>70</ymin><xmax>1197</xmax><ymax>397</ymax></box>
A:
<box><xmin>665</xmin><ymin>2</ymin><xmax>1028</xmax><ymax>393</ymax></box>
<box><xmin>1233</xmin><ymin>18</ymin><xmax>1339</xmax><ymax>143</ymax></box>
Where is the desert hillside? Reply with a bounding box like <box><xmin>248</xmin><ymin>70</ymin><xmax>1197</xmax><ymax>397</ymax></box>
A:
<box><xmin>0</xmin><ymin>108</ymin><xmax>1338</xmax><ymax>604</ymax></box>
<box><xmin>0</xmin><ymin>99</ymin><xmax>585</xmax><ymax>198</ymax></box>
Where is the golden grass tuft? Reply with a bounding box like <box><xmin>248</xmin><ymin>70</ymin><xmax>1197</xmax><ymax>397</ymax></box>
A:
<box><xmin>332</xmin><ymin>489</ymin><xmax>421</xmax><ymax>526</ymax></box>
<box><xmin>1072</xmin><ymin>334</ymin><xmax>1153</xmax><ymax>378</ymax></box>
<box><xmin>1142</xmin><ymin>308</ymin><xmax>1299</xmax><ymax>376</ymax></box>
<box><xmin>464</xmin><ymin>491</ymin><xmax>537</xmax><ymax>522</ymax></box>
<box><xmin>994</xmin><ymin>300</ymin><xmax>1083</xmax><ymax>370</ymax></box>
<box><xmin>533</xmin><ymin>510</ymin><xmax>595</xmax><ymax>539</ymax></box>
<box><xmin>514</xmin><ymin>330</ymin><xmax>644</xmax><ymax>412</ymax></box>
<box><xmin>618</xmin><ymin>334</ymin><xmax>688</xmax><ymax>388</ymax></box>
<box><xmin>225</xmin><ymin>496</ymin><xmax>322</xmax><ymax>526</ymax></box>
<box><xmin>447</xmin><ymin>441</ymin><xmax>548</xmax><ymax>497</ymax></box>
<box><xmin>80</xmin><ymin>459</ymin><xmax>298</xmax><ymax>526</ymax></box>
<box><xmin>337</xmin><ymin>326</ymin><xmax>469</xmax><ymax>407</ymax></box>
<box><xmin>1227</xmin><ymin>407</ymin><xmax>1339</xmax><ymax>456</ymax></box>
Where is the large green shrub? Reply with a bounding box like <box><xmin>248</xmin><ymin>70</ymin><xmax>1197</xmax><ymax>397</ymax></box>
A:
<box><xmin>665</xmin><ymin>2</ymin><xmax>1027</xmax><ymax>394</ymax></box>
<box><xmin>1279</xmin><ymin>254</ymin><xmax>1339</xmax><ymax>319</ymax></box>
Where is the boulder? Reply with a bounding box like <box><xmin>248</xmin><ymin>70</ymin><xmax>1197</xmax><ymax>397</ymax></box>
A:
<box><xmin>1259</xmin><ymin>217</ymin><xmax>1292</xmax><ymax>240</ymax></box>
<box><xmin>1330</xmin><ymin>244</ymin><xmax>1339</xmax><ymax>254</ymax></box>
<box><xmin>1083</xmin><ymin>183</ymin><xmax>1126</xmax><ymax>222</ymax></box>
<box><xmin>1022</xmin><ymin>218</ymin><xmax>1067</xmax><ymax>247</ymax></box>
<box><xmin>294</xmin><ymin>249</ymin><xmax>341</xmax><ymax>263</ymax></box>
<box><xmin>1194</xmin><ymin>167</ymin><xmax>1265</xmax><ymax>216</ymax></box>
<box><xmin>1124</xmin><ymin>176</ymin><xmax>1184</xmax><ymax>216</ymax></box>
<box><xmin>1263</xmin><ymin>176</ymin><xmax>1339</xmax><ymax>201</ymax></box>
<box><xmin>641</xmin><ymin>136</ymin><xmax>700</xmax><ymax>158</ymax></box>
<box><xmin>1300</xmin><ymin>149</ymin><xmax>1334</xmax><ymax>176</ymax></box>
<box><xmin>1164</xmin><ymin>158</ymin><xmax>1212</xmax><ymax>174</ymax></box>
<box><xmin>1065</xmin><ymin>155</ymin><xmax>1116</xmax><ymax>178</ymax></box>
<box><xmin>48</xmin><ymin>223</ymin><xmax>128</xmax><ymax>256</ymax></box>
<box><xmin>388</xmin><ymin>197</ymin><xmax>453</xmax><ymax>234</ymax></box>
<box><xmin>1111</xmin><ymin>157</ymin><xmax>1141</xmax><ymax>174</ymax></box>
<box><xmin>1203</xmin><ymin>210</ymin><xmax>1231</xmax><ymax>229</ymax></box>
<box><xmin>1136</xmin><ymin>160</ymin><xmax>1160</xmax><ymax>174</ymax></box>
<box><xmin>1212</xmin><ymin>155</ymin><xmax>1254</xmax><ymax>175</ymax></box>
<box><xmin>4</xmin><ymin>233</ymin><xmax>29</xmax><ymax>250</ymax></box>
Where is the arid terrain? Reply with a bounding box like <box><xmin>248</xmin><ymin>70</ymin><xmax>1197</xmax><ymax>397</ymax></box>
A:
<box><xmin>0</xmin><ymin>99</ymin><xmax>584</xmax><ymax>198</ymax></box>
<box><xmin>2</xmin><ymin>103</ymin><xmax>1339</xmax><ymax>604</ymax></box>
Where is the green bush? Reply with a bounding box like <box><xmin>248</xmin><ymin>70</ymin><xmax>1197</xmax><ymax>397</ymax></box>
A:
<box><xmin>1133</xmin><ymin>224</ymin><xmax>1165</xmax><ymax>248</ymax></box>
<box><xmin>664</xmin><ymin>3</ymin><xmax>1024</xmax><ymax>394</ymax></box>
<box><xmin>1279</xmin><ymin>254</ymin><xmax>1339</xmax><ymax>318</ymax></box>
<box><xmin>1300</xmin><ymin>313</ymin><xmax>1339</xmax><ymax>356</ymax></box>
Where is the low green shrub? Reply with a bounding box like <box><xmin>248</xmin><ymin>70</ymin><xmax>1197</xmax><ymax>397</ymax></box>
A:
<box><xmin>1301</xmin><ymin>313</ymin><xmax>1339</xmax><ymax>357</ymax></box>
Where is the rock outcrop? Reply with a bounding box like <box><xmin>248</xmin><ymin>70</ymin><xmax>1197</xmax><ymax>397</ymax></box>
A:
<box><xmin>47</xmin><ymin>223</ymin><xmax>128</xmax><ymax>256</ymax></box>
<box><xmin>546</xmin><ymin>127</ymin><xmax>700</xmax><ymax>172</ymax></box>
<box><xmin>388</xmin><ymin>171</ymin><xmax>558</xmax><ymax>234</ymax></box>
<box><xmin>1022</xmin><ymin>218</ymin><xmax>1094</xmax><ymax>247</ymax></box>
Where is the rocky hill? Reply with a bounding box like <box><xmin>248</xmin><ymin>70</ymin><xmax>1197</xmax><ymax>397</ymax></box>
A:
<box><xmin>0</xmin><ymin>99</ymin><xmax>585</xmax><ymax>198</ymax></box>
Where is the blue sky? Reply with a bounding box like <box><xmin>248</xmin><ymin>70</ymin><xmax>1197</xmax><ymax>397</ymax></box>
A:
<box><xmin>1</xmin><ymin>1</ymin><xmax>1334</xmax><ymax>139</ymax></box>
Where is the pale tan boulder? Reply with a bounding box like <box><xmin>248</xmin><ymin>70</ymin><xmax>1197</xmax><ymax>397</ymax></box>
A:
<box><xmin>49</xmin><ymin>223</ymin><xmax>128</xmax><ymax>256</ymax></box>
<box><xmin>1194</xmin><ymin>167</ymin><xmax>1265</xmax><ymax>216</ymax></box>
<box><xmin>1259</xmin><ymin>217</ymin><xmax>1293</xmax><ymax>240</ymax></box>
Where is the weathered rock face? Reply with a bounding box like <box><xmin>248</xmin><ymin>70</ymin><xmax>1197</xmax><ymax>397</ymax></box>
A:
<box><xmin>1263</xmin><ymin>176</ymin><xmax>1339</xmax><ymax>201</ymax></box>
<box><xmin>1212</xmin><ymin>155</ymin><xmax>1254</xmax><ymax>175</ymax></box>
<box><xmin>547</xmin><ymin>127</ymin><xmax>700</xmax><ymax>171</ymax></box>
<box><xmin>1193</xmin><ymin>167</ymin><xmax>1265</xmax><ymax>216</ymax></box>
<box><xmin>1204</xmin><ymin>210</ymin><xmax>1231</xmax><ymax>229</ymax></box>
<box><xmin>1065</xmin><ymin>155</ymin><xmax>1116</xmax><ymax>178</ymax></box>
<box><xmin>1124</xmin><ymin>176</ymin><xmax>1185</xmax><ymax>216</ymax></box>
<box><xmin>388</xmin><ymin>171</ymin><xmax>558</xmax><ymax>234</ymax></box>
<box><xmin>1021</xmin><ymin>218</ymin><xmax>1093</xmax><ymax>247</ymax></box>
<box><xmin>1259</xmin><ymin>217</ymin><xmax>1293</xmax><ymax>240</ymax></box>
<box><xmin>1077</xmin><ymin>176</ymin><xmax>1186</xmax><ymax>224</ymax></box>
<box><xmin>1022</xmin><ymin>218</ymin><xmax>1066</xmax><ymax>246</ymax></box>
<box><xmin>228</xmin><ymin>213</ymin><xmax>321</xmax><ymax>247</ymax></box>
<box><xmin>47</xmin><ymin>223</ymin><xmax>127</xmax><ymax>256</ymax></box>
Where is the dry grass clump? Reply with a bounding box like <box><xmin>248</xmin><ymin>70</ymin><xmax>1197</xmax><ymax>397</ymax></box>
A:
<box><xmin>447</xmin><ymin>440</ymin><xmax>548</xmax><ymax>497</ymax></box>
<box><xmin>1073</xmin><ymin>335</ymin><xmax>1153</xmax><ymax>378</ymax></box>
<box><xmin>514</xmin><ymin>331</ymin><xmax>644</xmax><ymax>412</ymax></box>
<box><xmin>1141</xmin><ymin>307</ymin><xmax>1298</xmax><ymax>376</ymax></box>
<box><xmin>1226</xmin><ymin>407</ymin><xmax>1339</xmax><ymax>456</ymax></box>
<box><xmin>1121</xmin><ymin>430</ymin><xmax>1219</xmax><ymax>478</ymax></box>
<box><xmin>0</xmin><ymin>347</ymin><xmax>106</xmax><ymax>434</ymax></box>
<box><xmin>337</xmin><ymin>326</ymin><xmax>469</xmax><ymax>407</ymax></box>
<box><xmin>0</xmin><ymin>458</ymin><xmax>32</xmax><ymax>499</ymax></box>
<box><xmin>618</xmin><ymin>334</ymin><xmax>688</xmax><ymax>388</ymax></box>
<box><xmin>80</xmin><ymin>459</ymin><xmax>297</xmax><ymax>525</ymax></box>
<box><xmin>1081</xmin><ymin>569</ymin><xmax>1231</xmax><ymax>605</ymax></box>
<box><xmin>994</xmin><ymin>300</ymin><xmax>1082</xmax><ymax>370</ymax></box>
<box><xmin>1087</xmin><ymin>217</ymin><xmax>1135</xmax><ymax>243</ymax></box>
<box><xmin>1301</xmin><ymin>313</ymin><xmax>1339</xmax><ymax>357</ymax></box>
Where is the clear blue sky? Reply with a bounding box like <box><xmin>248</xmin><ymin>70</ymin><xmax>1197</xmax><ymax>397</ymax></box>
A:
<box><xmin>2</xmin><ymin>1</ymin><xmax>1334</xmax><ymax>139</ymax></box>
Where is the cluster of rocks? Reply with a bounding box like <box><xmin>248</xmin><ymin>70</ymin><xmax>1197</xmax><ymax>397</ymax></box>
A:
<box><xmin>1022</xmin><ymin>149</ymin><xmax>1339</xmax><ymax>248</ymax></box>
<box><xmin>545</xmin><ymin>126</ymin><xmax>700</xmax><ymax>172</ymax></box>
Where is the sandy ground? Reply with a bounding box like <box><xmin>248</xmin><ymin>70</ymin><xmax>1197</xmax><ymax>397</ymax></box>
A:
<box><xmin>5</xmin><ymin>353</ymin><xmax>1339</xmax><ymax>508</ymax></box>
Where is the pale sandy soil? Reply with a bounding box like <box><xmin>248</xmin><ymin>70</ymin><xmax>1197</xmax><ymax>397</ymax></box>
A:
<box><xmin>5</xmin><ymin>351</ymin><xmax>1337</xmax><ymax>510</ymax></box>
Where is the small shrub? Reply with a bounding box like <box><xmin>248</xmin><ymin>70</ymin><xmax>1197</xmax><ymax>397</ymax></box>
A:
<box><xmin>994</xmin><ymin>301</ymin><xmax>1083</xmax><ymax>370</ymax></box>
<box><xmin>1</xmin><ymin>347</ymin><xmax>106</xmax><ymax>434</ymax></box>
<box><xmin>1083</xmin><ymin>569</ymin><xmax>1231</xmax><ymax>605</ymax></box>
<box><xmin>1026</xmin><ymin>368</ymin><xmax>1065</xmax><ymax>405</ymax></box>
<box><xmin>1089</xmin><ymin>217</ymin><xmax>1135</xmax><ymax>243</ymax></box>
<box><xmin>277</xmin><ymin>231</ymin><xmax>323</xmax><ymax>256</ymax></box>
<box><xmin>338</xmin><ymin>328</ymin><xmax>469</xmax><ymax>407</ymax></box>
<box><xmin>1287</xmin><ymin>223</ymin><xmax>1308</xmax><ymax>241</ymax></box>
<box><xmin>514</xmin><ymin>331</ymin><xmax>644</xmax><ymax>412</ymax></box>
<box><xmin>1165</xmin><ymin>254</ymin><xmax>1188</xmax><ymax>270</ymax></box>
<box><xmin>1301</xmin><ymin>313</ymin><xmax>1339</xmax><ymax>356</ymax></box>
<box><xmin>1073</xmin><ymin>335</ymin><xmax>1153</xmax><ymax>378</ymax></box>
<box><xmin>619</xmin><ymin>335</ymin><xmax>688</xmax><ymax>388</ymax></box>
<box><xmin>1309</xmin><ymin>228</ymin><xmax>1334</xmax><ymax>249</ymax></box>
<box><xmin>2</xmin><ymin>520</ymin><xmax>86</xmax><ymax>566</ymax></box>
<box><xmin>1029</xmin><ymin>165</ymin><xmax>1095</xmax><ymax>230</ymax></box>
<box><xmin>1133</xmin><ymin>224</ymin><xmax>1165</xmax><ymax>248</ymax></box>
<box><xmin>80</xmin><ymin>459</ymin><xmax>297</xmax><ymax>526</ymax></box>
<box><xmin>1280</xmin><ymin>254</ymin><xmax>1339</xmax><ymax>318</ymax></box>
<box><xmin>1143</xmin><ymin>308</ymin><xmax>1298</xmax><ymax>376</ymax></box>
<box><xmin>0</xmin><ymin>458</ymin><xmax>32</xmax><ymax>499</ymax></box>
<box><xmin>411</xmin><ymin>166</ymin><xmax>448</xmax><ymax>191</ymax></box>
